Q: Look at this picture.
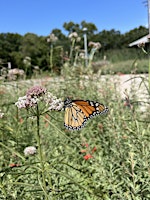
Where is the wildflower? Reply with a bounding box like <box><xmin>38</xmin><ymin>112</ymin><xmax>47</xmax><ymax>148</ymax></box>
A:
<box><xmin>88</xmin><ymin>41</ymin><xmax>101</xmax><ymax>50</ymax></box>
<box><xmin>47</xmin><ymin>33</ymin><xmax>58</xmax><ymax>43</ymax></box>
<box><xmin>0</xmin><ymin>110</ymin><xmax>4</xmax><ymax>118</ymax></box>
<box><xmin>79</xmin><ymin>52</ymin><xmax>85</xmax><ymax>59</ymax></box>
<box><xmin>15</xmin><ymin>86</ymin><xmax>47</xmax><ymax>109</ymax></box>
<box><xmin>15</xmin><ymin>85</ymin><xmax>63</xmax><ymax>112</ymax></box>
<box><xmin>92</xmin><ymin>147</ymin><xmax>97</xmax><ymax>153</ymax></box>
<box><xmin>88</xmin><ymin>41</ymin><xmax>95</xmax><ymax>47</ymax></box>
<box><xmin>68</xmin><ymin>32</ymin><xmax>78</xmax><ymax>39</ymax></box>
<box><xmin>83</xmin><ymin>154</ymin><xmax>93</xmax><ymax>160</ymax></box>
<box><xmin>76</xmin><ymin>37</ymin><xmax>81</xmax><ymax>42</ymax></box>
<box><xmin>44</xmin><ymin>92</ymin><xmax>64</xmax><ymax>111</ymax></box>
<box><xmin>75</xmin><ymin>46</ymin><xmax>80</xmax><ymax>51</ymax></box>
<box><xmin>80</xmin><ymin>149</ymin><xmax>87</xmax><ymax>153</ymax></box>
<box><xmin>26</xmin><ymin>85</ymin><xmax>46</xmax><ymax>98</ymax></box>
<box><xmin>24</xmin><ymin>146</ymin><xmax>36</xmax><ymax>156</ymax></box>
<box><xmin>15</xmin><ymin>95</ymin><xmax>38</xmax><ymax>109</ymax></box>
<box><xmin>82</xmin><ymin>143</ymin><xmax>89</xmax><ymax>148</ymax></box>
<box><xmin>9</xmin><ymin>163</ymin><xmax>20</xmax><ymax>168</ymax></box>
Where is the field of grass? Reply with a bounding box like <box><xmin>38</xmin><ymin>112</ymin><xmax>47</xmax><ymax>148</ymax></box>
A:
<box><xmin>0</xmin><ymin>69</ymin><xmax>150</xmax><ymax>199</ymax></box>
<box><xmin>92</xmin><ymin>59</ymin><xmax>149</xmax><ymax>75</ymax></box>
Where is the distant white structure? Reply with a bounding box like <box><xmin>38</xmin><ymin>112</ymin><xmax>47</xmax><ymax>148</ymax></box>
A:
<box><xmin>129</xmin><ymin>0</ymin><xmax>150</xmax><ymax>47</ymax></box>
<box><xmin>129</xmin><ymin>34</ymin><xmax>150</xmax><ymax>47</ymax></box>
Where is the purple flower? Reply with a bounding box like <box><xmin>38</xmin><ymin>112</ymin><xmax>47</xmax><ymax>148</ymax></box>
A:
<box><xmin>15</xmin><ymin>86</ymin><xmax>47</xmax><ymax>109</ymax></box>
<box><xmin>26</xmin><ymin>86</ymin><xmax>46</xmax><ymax>98</ymax></box>
<box><xmin>15</xmin><ymin>86</ymin><xmax>64</xmax><ymax>111</ymax></box>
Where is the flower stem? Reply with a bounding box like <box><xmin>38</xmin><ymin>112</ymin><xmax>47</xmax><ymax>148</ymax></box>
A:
<box><xmin>50</xmin><ymin>44</ymin><xmax>53</xmax><ymax>72</ymax></box>
<box><xmin>69</xmin><ymin>39</ymin><xmax>75</xmax><ymax>65</ymax></box>
<box><xmin>36</xmin><ymin>105</ymin><xmax>48</xmax><ymax>199</ymax></box>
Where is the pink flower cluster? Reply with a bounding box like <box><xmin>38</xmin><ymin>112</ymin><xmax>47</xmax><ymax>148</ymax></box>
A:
<box><xmin>26</xmin><ymin>85</ymin><xmax>46</xmax><ymax>98</ymax></box>
<box><xmin>15</xmin><ymin>85</ymin><xmax>64</xmax><ymax>111</ymax></box>
<box><xmin>15</xmin><ymin>86</ymin><xmax>46</xmax><ymax>109</ymax></box>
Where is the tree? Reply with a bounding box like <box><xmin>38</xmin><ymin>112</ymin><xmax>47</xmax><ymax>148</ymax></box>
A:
<box><xmin>123</xmin><ymin>26</ymin><xmax>148</xmax><ymax>45</ymax></box>
<box><xmin>80</xmin><ymin>20</ymin><xmax>98</xmax><ymax>36</ymax></box>
<box><xmin>20</xmin><ymin>33</ymin><xmax>48</xmax><ymax>66</ymax></box>
<box><xmin>0</xmin><ymin>33</ymin><xmax>22</xmax><ymax>62</ymax></box>
<box><xmin>63</xmin><ymin>21</ymin><xmax>80</xmax><ymax>34</ymax></box>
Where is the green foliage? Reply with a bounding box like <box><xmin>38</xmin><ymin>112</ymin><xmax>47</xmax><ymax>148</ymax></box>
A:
<box><xmin>0</xmin><ymin>71</ymin><xmax>149</xmax><ymax>199</ymax></box>
<box><xmin>0</xmin><ymin>24</ymin><xmax>148</xmax><ymax>77</ymax></box>
<box><xmin>100</xmin><ymin>59</ymin><xmax>149</xmax><ymax>75</ymax></box>
<box><xmin>123</xmin><ymin>26</ymin><xmax>148</xmax><ymax>45</ymax></box>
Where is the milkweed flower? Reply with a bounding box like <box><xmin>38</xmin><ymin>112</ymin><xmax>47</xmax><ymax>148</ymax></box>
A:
<box><xmin>15</xmin><ymin>95</ymin><xmax>38</xmax><ymax>109</ymax></box>
<box><xmin>24</xmin><ymin>146</ymin><xmax>36</xmax><ymax>156</ymax></box>
<box><xmin>47</xmin><ymin>33</ymin><xmax>58</xmax><ymax>43</ymax></box>
<box><xmin>44</xmin><ymin>92</ymin><xmax>64</xmax><ymax>111</ymax></box>
<box><xmin>26</xmin><ymin>85</ymin><xmax>46</xmax><ymax>98</ymax></box>
<box><xmin>88</xmin><ymin>41</ymin><xmax>101</xmax><ymax>50</ymax></box>
<box><xmin>15</xmin><ymin>86</ymin><xmax>47</xmax><ymax>109</ymax></box>
<box><xmin>68</xmin><ymin>32</ymin><xmax>78</xmax><ymax>39</ymax></box>
<box><xmin>79</xmin><ymin>52</ymin><xmax>85</xmax><ymax>59</ymax></box>
<box><xmin>15</xmin><ymin>86</ymin><xmax>63</xmax><ymax>112</ymax></box>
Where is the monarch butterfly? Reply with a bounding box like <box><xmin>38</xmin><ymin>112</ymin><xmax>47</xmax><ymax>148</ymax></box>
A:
<box><xmin>64</xmin><ymin>98</ymin><xmax>109</xmax><ymax>130</ymax></box>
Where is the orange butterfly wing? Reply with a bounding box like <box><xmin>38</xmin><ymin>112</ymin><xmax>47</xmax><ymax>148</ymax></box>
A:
<box><xmin>64</xmin><ymin>98</ymin><xmax>108</xmax><ymax>130</ymax></box>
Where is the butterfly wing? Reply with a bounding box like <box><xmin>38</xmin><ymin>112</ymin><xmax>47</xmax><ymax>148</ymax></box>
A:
<box><xmin>64</xmin><ymin>102</ymin><xmax>86</xmax><ymax>130</ymax></box>
<box><xmin>64</xmin><ymin>98</ymin><xmax>108</xmax><ymax>130</ymax></box>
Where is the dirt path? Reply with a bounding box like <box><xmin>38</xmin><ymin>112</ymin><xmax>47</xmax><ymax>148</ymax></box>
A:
<box><xmin>1</xmin><ymin>74</ymin><xmax>149</xmax><ymax>103</ymax></box>
<box><xmin>105</xmin><ymin>74</ymin><xmax>149</xmax><ymax>98</ymax></box>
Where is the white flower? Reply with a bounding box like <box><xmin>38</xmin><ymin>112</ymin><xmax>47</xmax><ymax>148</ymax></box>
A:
<box><xmin>68</xmin><ymin>32</ymin><xmax>78</xmax><ymax>39</ymax></box>
<box><xmin>0</xmin><ymin>110</ymin><xmax>4</xmax><ymax>118</ymax></box>
<box><xmin>47</xmin><ymin>33</ymin><xmax>58</xmax><ymax>43</ymax></box>
<box><xmin>15</xmin><ymin>96</ymin><xmax>28</xmax><ymax>109</ymax></box>
<box><xmin>15</xmin><ymin>95</ymin><xmax>38</xmax><ymax>109</ymax></box>
<box><xmin>24</xmin><ymin>146</ymin><xmax>36</xmax><ymax>156</ymax></box>
<box><xmin>89</xmin><ymin>41</ymin><xmax>101</xmax><ymax>49</ymax></box>
<box><xmin>44</xmin><ymin>92</ymin><xmax>64</xmax><ymax>111</ymax></box>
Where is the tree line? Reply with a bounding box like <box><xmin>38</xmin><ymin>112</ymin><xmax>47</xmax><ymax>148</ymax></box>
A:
<box><xmin>0</xmin><ymin>21</ymin><xmax>148</xmax><ymax>74</ymax></box>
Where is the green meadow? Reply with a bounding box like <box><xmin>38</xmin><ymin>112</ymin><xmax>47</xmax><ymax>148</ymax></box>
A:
<box><xmin>0</xmin><ymin>64</ymin><xmax>150</xmax><ymax>199</ymax></box>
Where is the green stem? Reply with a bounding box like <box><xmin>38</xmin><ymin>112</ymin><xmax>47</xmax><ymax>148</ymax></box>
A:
<box><xmin>0</xmin><ymin>179</ymin><xmax>7</xmax><ymax>197</ymax></box>
<box><xmin>50</xmin><ymin>44</ymin><xmax>53</xmax><ymax>72</ymax></box>
<box><xmin>69</xmin><ymin>39</ymin><xmax>75</xmax><ymax>65</ymax></box>
<box><xmin>36</xmin><ymin>105</ymin><xmax>48</xmax><ymax>199</ymax></box>
<box><xmin>88</xmin><ymin>48</ymin><xmax>96</xmax><ymax>68</ymax></box>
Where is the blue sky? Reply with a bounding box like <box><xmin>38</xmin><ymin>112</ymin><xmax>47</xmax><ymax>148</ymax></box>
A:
<box><xmin>0</xmin><ymin>0</ymin><xmax>148</xmax><ymax>36</ymax></box>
